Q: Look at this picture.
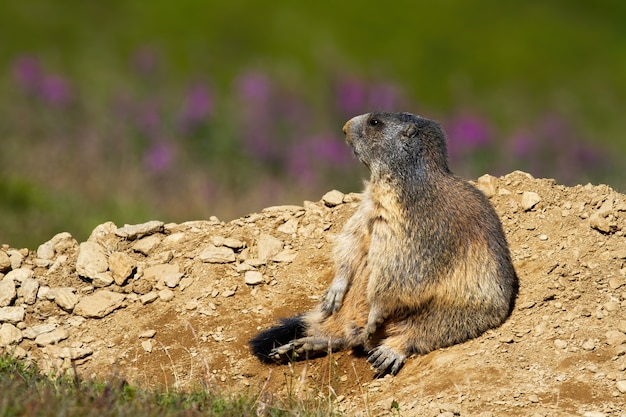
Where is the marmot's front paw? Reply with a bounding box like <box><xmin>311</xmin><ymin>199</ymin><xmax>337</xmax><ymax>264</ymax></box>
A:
<box><xmin>367</xmin><ymin>345</ymin><xmax>406</xmax><ymax>375</ymax></box>
<box><xmin>320</xmin><ymin>283</ymin><xmax>346</xmax><ymax>315</ymax></box>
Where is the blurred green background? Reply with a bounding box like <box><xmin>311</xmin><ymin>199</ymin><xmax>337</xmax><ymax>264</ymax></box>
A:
<box><xmin>1</xmin><ymin>0</ymin><xmax>625</xmax><ymax>248</ymax></box>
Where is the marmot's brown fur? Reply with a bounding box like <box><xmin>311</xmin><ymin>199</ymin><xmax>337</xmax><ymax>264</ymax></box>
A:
<box><xmin>250</xmin><ymin>112</ymin><xmax>518</xmax><ymax>375</ymax></box>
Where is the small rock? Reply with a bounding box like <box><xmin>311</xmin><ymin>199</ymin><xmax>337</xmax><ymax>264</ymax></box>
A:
<box><xmin>74</xmin><ymin>290</ymin><xmax>125</xmax><ymax>318</ymax></box>
<box><xmin>88</xmin><ymin>221</ymin><xmax>117</xmax><ymax>241</ymax></box>
<box><xmin>583</xmin><ymin>412</ymin><xmax>607</xmax><ymax>417</ymax></box>
<box><xmin>256</xmin><ymin>234</ymin><xmax>283</xmax><ymax>261</ymax></box>
<box><xmin>244</xmin><ymin>271</ymin><xmax>264</xmax><ymax>285</ymax></box>
<box><xmin>0</xmin><ymin>251</ymin><xmax>10</xmax><ymax>272</ymax></box>
<box><xmin>132</xmin><ymin>279</ymin><xmax>153</xmax><ymax>295</ymax></box>
<box><xmin>76</xmin><ymin>241</ymin><xmax>108</xmax><ymax>280</ymax></box>
<box><xmin>476</xmin><ymin>174</ymin><xmax>498</xmax><ymax>198</ymax></box>
<box><xmin>539</xmin><ymin>234</ymin><xmax>548</xmax><ymax>241</ymax></box>
<box><xmin>108</xmin><ymin>252</ymin><xmax>136</xmax><ymax>285</ymax></box>
<box><xmin>44</xmin><ymin>345</ymin><xmax>92</xmax><ymax>360</ymax></box>
<box><xmin>143</xmin><ymin>264</ymin><xmax>181</xmax><ymax>284</ymax></box>
<box><xmin>273</xmin><ymin>249</ymin><xmax>298</xmax><ymax>263</ymax></box>
<box><xmin>141</xmin><ymin>340</ymin><xmax>153</xmax><ymax>353</ymax></box>
<box><xmin>8</xmin><ymin>251</ymin><xmax>23</xmax><ymax>270</ymax></box>
<box><xmin>0</xmin><ymin>323</ymin><xmax>23</xmax><ymax>347</ymax></box>
<box><xmin>132</xmin><ymin>235</ymin><xmax>162</xmax><ymax>255</ymax></box>
<box><xmin>618</xmin><ymin>320</ymin><xmax>626</xmax><ymax>334</ymax></box>
<box><xmin>617</xmin><ymin>380</ymin><xmax>626</xmax><ymax>394</ymax></box>
<box><xmin>608</xmin><ymin>277</ymin><xmax>625</xmax><ymax>290</ymax></box>
<box><xmin>223</xmin><ymin>238</ymin><xmax>245</xmax><ymax>249</ymax></box>
<box><xmin>139</xmin><ymin>292</ymin><xmax>158</xmax><ymax>305</ymax></box>
<box><xmin>22</xmin><ymin>324</ymin><xmax>57</xmax><ymax>339</ymax></box>
<box><xmin>322</xmin><ymin>190</ymin><xmax>345</xmax><ymax>207</ymax></box>
<box><xmin>35</xmin><ymin>328</ymin><xmax>69</xmax><ymax>346</ymax></box>
<box><xmin>0</xmin><ymin>278</ymin><xmax>16</xmax><ymax>307</ymax></box>
<box><xmin>606</xmin><ymin>330</ymin><xmax>626</xmax><ymax>346</ymax></box>
<box><xmin>582</xmin><ymin>340</ymin><xmax>596</xmax><ymax>351</ymax></box>
<box><xmin>222</xmin><ymin>289</ymin><xmax>236</xmax><ymax>297</ymax></box>
<box><xmin>158</xmin><ymin>289</ymin><xmax>175</xmax><ymax>302</ymax></box>
<box><xmin>92</xmin><ymin>272</ymin><xmax>114</xmax><ymax>288</ymax></box>
<box><xmin>521</xmin><ymin>191</ymin><xmax>541</xmax><ymax>211</ymax></box>
<box><xmin>163</xmin><ymin>272</ymin><xmax>183</xmax><ymax>288</ymax></box>
<box><xmin>37</xmin><ymin>240</ymin><xmax>56</xmax><ymax>260</ymax></box>
<box><xmin>0</xmin><ymin>306</ymin><xmax>25</xmax><ymax>324</ymax></box>
<box><xmin>277</xmin><ymin>219</ymin><xmax>299</xmax><ymax>235</ymax></box>
<box><xmin>54</xmin><ymin>288</ymin><xmax>79</xmax><ymax>312</ymax></box>
<box><xmin>199</xmin><ymin>245</ymin><xmax>236</xmax><ymax>263</ymax></box>
<box><xmin>139</xmin><ymin>329</ymin><xmax>157</xmax><ymax>338</ymax></box>
<box><xmin>19</xmin><ymin>277</ymin><xmax>39</xmax><ymax>305</ymax></box>
<box><xmin>589</xmin><ymin>212</ymin><xmax>614</xmax><ymax>233</ymax></box>
<box><xmin>50</xmin><ymin>232</ymin><xmax>76</xmax><ymax>253</ymax></box>
<box><xmin>115</xmin><ymin>220</ymin><xmax>164</xmax><ymax>239</ymax></box>
<box><xmin>5</xmin><ymin>268</ymin><xmax>34</xmax><ymax>283</ymax></box>
<box><xmin>554</xmin><ymin>339</ymin><xmax>568</xmax><ymax>349</ymax></box>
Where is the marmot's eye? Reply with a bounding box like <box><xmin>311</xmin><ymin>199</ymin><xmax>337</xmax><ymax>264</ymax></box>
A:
<box><xmin>369</xmin><ymin>118</ymin><xmax>380</xmax><ymax>127</ymax></box>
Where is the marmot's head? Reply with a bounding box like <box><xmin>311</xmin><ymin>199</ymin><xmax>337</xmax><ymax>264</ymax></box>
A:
<box><xmin>342</xmin><ymin>112</ymin><xmax>450</xmax><ymax>181</ymax></box>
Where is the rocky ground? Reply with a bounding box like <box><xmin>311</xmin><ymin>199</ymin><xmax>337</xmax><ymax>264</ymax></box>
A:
<box><xmin>1</xmin><ymin>171</ymin><xmax>626</xmax><ymax>416</ymax></box>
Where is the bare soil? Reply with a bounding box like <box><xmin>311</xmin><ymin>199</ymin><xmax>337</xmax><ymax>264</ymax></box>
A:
<box><xmin>2</xmin><ymin>171</ymin><xmax>626</xmax><ymax>416</ymax></box>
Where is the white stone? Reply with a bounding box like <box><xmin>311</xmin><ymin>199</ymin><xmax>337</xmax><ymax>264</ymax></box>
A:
<box><xmin>0</xmin><ymin>323</ymin><xmax>22</xmax><ymax>347</ymax></box>
<box><xmin>0</xmin><ymin>278</ymin><xmax>16</xmax><ymax>307</ymax></box>
<box><xmin>521</xmin><ymin>191</ymin><xmax>541</xmax><ymax>211</ymax></box>
<box><xmin>37</xmin><ymin>240</ymin><xmax>56</xmax><ymax>260</ymax></box>
<box><xmin>0</xmin><ymin>251</ymin><xmax>10</xmax><ymax>272</ymax></box>
<box><xmin>93</xmin><ymin>272</ymin><xmax>114</xmax><ymax>287</ymax></box>
<box><xmin>88</xmin><ymin>221</ymin><xmax>117</xmax><ymax>241</ymax></box>
<box><xmin>322</xmin><ymin>190</ymin><xmax>345</xmax><ymax>207</ymax></box>
<box><xmin>256</xmin><ymin>234</ymin><xmax>283</xmax><ymax>261</ymax></box>
<box><xmin>35</xmin><ymin>328</ymin><xmax>69</xmax><ymax>346</ymax></box>
<box><xmin>476</xmin><ymin>174</ymin><xmax>498</xmax><ymax>198</ymax></box>
<box><xmin>141</xmin><ymin>340</ymin><xmax>153</xmax><ymax>353</ymax></box>
<box><xmin>606</xmin><ymin>330</ymin><xmax>626</xmax><ymax>346</ymax></box>
<box><xmin>54</xmin><ymin>288</ymin><xmax>79</xmax><ymax>312</ymax></box>
<box><xmin>76</xmin><ymin>241</ymin><xmax>108</xmax><ymax>279</ymax></box>
<box><xmin>0</xmin><ymin>306</ymin><xmax>25</xmax><ymax>324</ymax></box>
<box><xmin>158</xmin><ymin>289</ymin><xmax>175</xmax><ymax>302</ymax></box>
<box><xmin>140</xmin><ymin>292</ymin><xmax>158</xmax><ymax>305</ymax></box>
<box><xmin>74</xmin><ymin>290</ymin><xmax>125</xmax><ymax>318</ymax></box>
<box><xmin>22</xmin><ymin>324</ymin><xmax>57</xmax><ymax>339</ymax></box>
<box><xmin>19</xmin><ymin>277</ymin><xmax>39</xmax><ymax>305</ymax></box>
<box><xmin>277</xmin><ymin>219</ymin><xmax>299</xmax><ymax>235</ymax></box>
<box><xmin>108</xmin><ymin>252</ymin><xmax>136</xmax><ymax>285</ymax></box>
<box><xmin>244</xmin><ymin>271</ymin><xmax>264</xmax><ymax>285</ymax></box>
<box><xmin>115</xmin><ymin>221</ymin><xmax>164</xmax><ymax>239</ymax></box>
<box><xmin>199</xmin><ymin>245</ymin><xmax>236</xmax><ymax>263</ymax></box>
<box><xmin>616</xmin><ymin>380</ymin><xmax>626</xmax><ymax>394</ymax></box>
<box><xmin>5</xmin><ymin>268</ymin><xmax>34</xmax><ymax>283</ymax></box>
<box><xmin>132</xmin><ymin>235</ymin><xmax>162</xmax><ymax>255</ymax></box>
<box><xmin>273</xmin><ymin>249</ymin><xmax>298</xmax><ymax>263</ymax></box>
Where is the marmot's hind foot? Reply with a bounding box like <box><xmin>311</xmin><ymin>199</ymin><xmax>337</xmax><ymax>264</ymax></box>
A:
<box><xmin>269</xmin><ymin>337</ymin><xmax>345</xmax><ymax>360</ymax></box>
<box><xmin>367</xmin><ymin>345</ymin><xmax>406</xmax><ymax>376</ymax></box>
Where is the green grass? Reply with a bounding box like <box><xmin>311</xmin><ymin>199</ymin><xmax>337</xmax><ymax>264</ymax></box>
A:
<box><xmin>0</xmin><ymin>355</ymin><xmax>344</xmax><ymax>417</ymax></box>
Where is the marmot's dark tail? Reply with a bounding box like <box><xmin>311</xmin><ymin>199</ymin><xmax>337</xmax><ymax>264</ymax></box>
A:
<box><xmin>249</xmin><ymin>316</ymin><xmax>307</xmax><ymax>363</ymax></box>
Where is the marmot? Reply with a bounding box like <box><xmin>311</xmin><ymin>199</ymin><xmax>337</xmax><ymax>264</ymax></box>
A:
<box><xmin>250</xmin><ymin>112</ymin><xmax>518</xmax><ymax>375</ymax></box>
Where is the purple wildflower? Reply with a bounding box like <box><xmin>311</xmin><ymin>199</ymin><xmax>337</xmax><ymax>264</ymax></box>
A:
<box><xmin>179</xmin><ymin>83</ymin><xmax>214</xmax><ymax>132</ymax></box>
<box><xmin>236</xmin><ymin>72</ymin><xmax>270</xmax><ymax>103</ymax></box>
<box><xmin>336</xmin><ymin>78</ymin><xmax>366</xmax><ymax>114</ymax></box>
<box><xmin>511</xmin><ymin>132</ymin><xmax>535</xmax><ymax>157</ymax></box>
<box><xmin>12</xmin><ymin>55</ymin><xmax>41</xmax><ymax>93</ymax></box>
<box><xmin>447</xmin><ymin>114</ymin><xmax>492</xmax><ymax>150</ymax></box>
<box><xmin>39</xmin><ymin>74</ymin><xmax>72</xmax><ymax>106</ymax></box>
<box><xmin>144</xmin><ymin>141</ymin><xmax>174</xmax><ymax>173</ymax></box>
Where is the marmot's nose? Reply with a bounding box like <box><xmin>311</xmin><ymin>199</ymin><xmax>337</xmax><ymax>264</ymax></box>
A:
<box><xmin>342</xmin><ymin>120</ymin><xmax>352</xmax><ymax>144</ymax></box>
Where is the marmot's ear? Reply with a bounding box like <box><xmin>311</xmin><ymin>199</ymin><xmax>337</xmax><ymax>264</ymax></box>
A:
<box><xmin>403</xmin><ymin>124</ymin><xmax>418</xmax><ymax>139</ymax></box>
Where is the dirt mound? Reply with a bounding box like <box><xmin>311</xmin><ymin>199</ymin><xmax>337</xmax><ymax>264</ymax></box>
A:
<box><xmin>1</xmin><ymin>171</ymin><xmax>626</xmax><ymax>416</ymax></box>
